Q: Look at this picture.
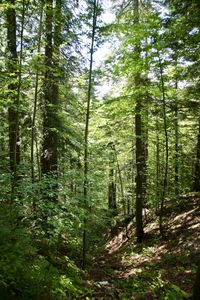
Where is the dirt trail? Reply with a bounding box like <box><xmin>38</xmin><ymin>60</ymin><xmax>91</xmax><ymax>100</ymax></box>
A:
<box><xmin>83</xmin><ymin>250</ymin><xmax>125</xmax><ymax>299</ymax></box>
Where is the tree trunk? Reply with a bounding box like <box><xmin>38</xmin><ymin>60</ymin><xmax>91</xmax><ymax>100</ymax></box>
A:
<box><xmin>174</xmin><ymin>79</ymin><xmax>179</xmax><ymax>196</ymax></box>
<box><xmin>135</xmin><ymin>96</ymin><xmax>145</xmax><ymax>242</ymax></box>
<box><xmin>157</xmin><ymin>52</ymin><xmax>168</xmax><ymax>238</ymax></box>
<box><xmin>31</xmin><ymin>4</ymin><xmax>43</xmax><ymax>184</ymax></box>
<box><xmin>41</xmin><ymin>0</ymin><xmax>59</xmax><ymax>199</ymax></box>
<box><xmin>156</xmin><ymin>112</ymin><xmax>161</xmax><ymax>214</ymax></box>
<box><xmin>108</xmin><ymin>167</ymin><xmax>117</xmax><ymax>212</ymax></box>
<box><xmin>194</xmin><ymin>120</ymin><xmax>200</xmax><ymax>192</ymax></box>
<box><xmin>82</xmin><ymin>0</ymin><xmax>98</xmax><ymax>269</ymax></box>
<box><xmin>6</xmin><ymin>0</ymin><xmax>20</xmax><ymax>197</ymax></box>
<box><xmin>134</xmin><ymin>0</ymin><xmax>145</xmax><ymax>243</ymax></box>
<box><xmin>114</xmin><ymin>145</ymin><xmax>126</xmax><ymax>217</ymax></box>
<box><xmin>192</xmin><ymin>263</ymin><xmax>200</xmax><ymax>300</ymax></box>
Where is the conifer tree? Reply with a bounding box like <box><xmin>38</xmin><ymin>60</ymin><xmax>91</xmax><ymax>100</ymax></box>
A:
<box><xmin>82</xmin><ymin>0</ymin><xmax>99</xmax><ymax>269</ymax></box>
<box><xmin>6</xmin><ymin>0</ymin><xmax>20</xmax><ymax>196</ymax></box>
<box><xmin>41</xmin><ymin>0</ymin><xmax>61</xmax><ymax>200</ymax></box>
<box><xmin>134</xmin><ymin>0</ymin><xmax>145</xmax><ymax>243</ymax></box>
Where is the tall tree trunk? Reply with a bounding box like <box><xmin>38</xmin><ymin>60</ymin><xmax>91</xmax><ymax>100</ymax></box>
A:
<box><xmin>82</xmin><ymin>0</ymin><xmax>98</xmax><ymax>269</ymax></box>
<box><xmin>173</xmin><ymin>69</ymin><xmax>179</xmax><ymax>196</ymax></box>
<box><xmin>192</xmin><ymin>263</ymin><xmax>200</xmax><ymax>300</ymax></box>
<box><xmin>108</xmin><ymin>168</ymin><xmax>117</xmax><ymax>208</ymax></box>
<box><xmin>157</xmin><ymin>52</ymin><xmax>169</xmax><ymax>237</ymax></box>
<box><xmin>134</xmin><ymin>0</ymin><xmax>145</xmax><ymax>243</ymax></box>
<box><xmin>108</xmin><ymin>147</ymin><xmax>117</xmax><ymax>213</ymax></box>
<box><xmin>174</xmin><ymin>91</ymin><xmax>179</xmax><ymax>195</ymax></box>
<box><xmin>41</xmin><ymin>0</ymin><xmax>54</xmax><ymax>175</ymax></box>
<box><xmin>6</xmin><ymin>0</ymin><xmax>20</xmax><ymax>197</ymax></box>
<box><xmin>156</xmin><ymin>112</ymin><xmax>161</xmax><ymax>214</ymax></box>
<box><xmin>113</xmin><ymin>145</ymin><xmax>126</xmax><ymax>217</ymax></box>
<box><xmin>135</xmin><ymin>96</ymin><xmax>145</xmax><ymax>242</ymax></box>
<box><xmin>126</xmin><ymin>161</ymin><xmax>133</xmax><ymax>216</ymax></box>
<box><xmin>31</xmin><ymin>4</ymin><xmax>43</xmax><ymax>184</ymax></box>
<box><xmin>131</xmin><ymin>138</ymin><xmax>135</xmax><ymax>215</ymax></box>
<box><xmin>41</xmin><ymin>0</ymin><xmax>59</xmax><ymax>199</ymax></box>
<box><xmin>194</xmin><ymin>119</ymin><xmax>200</xmax><ymax>192</ymax></box>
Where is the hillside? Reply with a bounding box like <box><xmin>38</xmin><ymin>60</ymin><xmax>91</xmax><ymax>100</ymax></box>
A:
<box><xmin>83</xmin><ymin>195</ymin><xmax>200</xmax><ymax>299</ymax></box>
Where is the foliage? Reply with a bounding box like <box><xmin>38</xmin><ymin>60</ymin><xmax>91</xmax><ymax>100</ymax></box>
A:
<box><xmin>0</xmin><ymin>202</ymin><xmax>84</xmax><ymax>299</ymax></box>
<box><xmin>0</xmin><ymin>0</ymin><xmax>199</xmax><ymax>298</ymax></box>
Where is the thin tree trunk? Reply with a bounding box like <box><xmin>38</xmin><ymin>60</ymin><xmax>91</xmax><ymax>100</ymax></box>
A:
<box><xmin>82</xmin><ymin>0</ymin><xmax>98</xmax><ymax>269</ymax></box>
<box><xmin>108</xmin><ymin>147</ymin><xmax>117</xmax><ymax>213</ymax></box>
<box><xmin>35</xmin><ymin>134</ymin><xmax>41</xmax><ymax>181</ymax></box>
<box><xmin>133</xmin><ymin>0</ymin><xmax>145</xmax><ymax>243</ymax></box>
<box><xmin>135</xmin><ymin>95</ymin><xmax>145</xmax><ymax>242</ymax></box>
<box><xmin>131</xmin><ymin>138</ymin><xmax>135</xmax><ymax>215</ymax></box>
<box><xmin>114</xmin><ymin>147</ymin><xmax>126</xmax><ymax>217</ymax></box>
<box><xmin>156</xmin><ymin>112</ymin><xmax>161</xmax><ymax>214</ymax></box>
<box><xmin>41</xmin><ymin>0</ymin><xmax>59</xmax><ymax>202</ymax></box>
<box><xmin>41</xmin><ymin>0</ymin><xmax>54</xmax><ymax>175</ymax></box>
<box><xmin>6</xmin><ymin>0</ymin><xmax>19</xmax><ymax>197</ymax></box>
<box><xmin>126</xmin><ymin>162</ymin><xmax>132</xmax><ymax>216</ymax></box>
<box><xmin>157</xmin><ymin>52</ymin><xmax>168</xmax><ymax>238</ymax></box>
<box><xmin>15</xmin><ymin>0</ymin><xmax>28</xmax><ymax>166</ymax></box>
<box><xmin>194</xmin><ymin>119</ymin><xmax>200</xmax><ymax>192</ymax></box>
<box><xmin>111</xmin><ymin>143</ymin><xmax>129</xmax><ymax>238</ymax></box>
<box><xmin>31</xmin><ymin>5</ymin><xmax>43</xmax><ymax>184</ymax></box>
<box><xmin>192</xmin><ymin>263</ymin><xmax>200</xmax><ymax>300</ymax></box>
<box><xmin>174</xmin><ymin>78</ymin><xmax>179</xmax><ymax>196</ymax></box>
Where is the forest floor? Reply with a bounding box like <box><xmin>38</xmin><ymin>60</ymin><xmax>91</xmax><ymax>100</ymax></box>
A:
<box><xmin>82</xmin><ymin>195</ymin><xmax>200</xmax><ymax>300</ymax></box>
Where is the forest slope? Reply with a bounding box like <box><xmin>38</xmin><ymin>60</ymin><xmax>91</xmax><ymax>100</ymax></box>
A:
<box><xmin>84</xmin><ymin>195</ymin><xmax>200</xmax><ymax>299</ymax></box>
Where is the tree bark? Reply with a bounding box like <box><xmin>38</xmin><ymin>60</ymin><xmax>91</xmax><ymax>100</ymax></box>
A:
<box><xmin>156</xmin><ymin>112</ymin><xmax>161</xmax><ymax>214</ymax></box>
<box><xmin>108</xmin><ymin>168</ymin><xmax>117</xmax><ymax>208</ymax></box>
<box><xmin>31</xmin><ymin>4</ymin><xmax>43</xmax><ymax>184</ymax></box>
<box><xmin>192</xmin><ymin>263</ymin><xmax>200</xmax><ymax>300</ymax></box>
<box><xmin>114</xmin><ymin>145</ymin><xmax>126</xmax><ymax>216</ymax></box>
<box><xmin>82</xmin><ymin>0</ymin><xmax>98</xmax><ymax>269</ymax></box>
<box><xmin>41</xmin><ymin>0</ymin><xmax>60</xmax><ymax>199</ymax></box>
<box><xmin>134</xmin><ymin>0</ymin><xmax>145</xmax><ymax>243</ymax></box>
<box><xmin>41</xmin><ymin>0</ymin><xmax>55</xmax><ymax>175</ymax></box>
<box><xmin>157</xmin><ymin>51</ymin><xmax>168</xmax><ymax>238</ymax></box>
<box><xmin>194</xmin><ymin>120</ymin><xmax>200</xmax><ymax>192</ymax></box>
<box><xmin>174</xmin><ymin>71</ymin><xmax>179</xmax><ymax>196</ymax></box>
<box><xmin>174</xmin><ymin>96</ymin><xmax>179</xmax><ymax>195</ymax></box>
<box><xmin>135</xmin><ymin>95</ymin><xmax>145</xmax><ymax>242</ymax></box>
<box><xmin>6</xmin><ymin>0</ymin><xmax>20</xmax><ymax>197</ymax></box>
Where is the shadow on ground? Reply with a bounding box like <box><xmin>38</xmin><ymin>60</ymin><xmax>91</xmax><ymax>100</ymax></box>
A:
<box><xmin>83</xmin><ymin>195</ymin><xmax>200</xmax><ymax>300</ymax></box>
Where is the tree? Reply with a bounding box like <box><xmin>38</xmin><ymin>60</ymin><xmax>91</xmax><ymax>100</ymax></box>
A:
<box><xmin>31</xmin><ymin>3</ymin><xmax>43</xmax><ymax>184</ymax></box>
<box><xmin>41</xmin><ymin>0</ymin><xmax>61</xmax><ymax>200</ymax></box>
<box><xmin>166</xmin><ymin>0</ymin><xmax>200</xmax><ymax>193</ymax></box>
<box><xmin>133</xmin><ymin>0</ymin><xmax>145</xmax><ymax>243</ymax></box>
<box><xmin>6</xmin><ymin>0</ymin><xmax>20</xmax><ymax>197</ymax></box>
<box><xmin>82</xmin><ymin>0</ymin><xmax>99</xmax><ymax>269</ymax></box>
<box><xmin>157</xmin><ymin>50</ymin><xmax>169</xmax><ymax>237</ymax></box>
<box><xmin>108</xmin><ymin>144</ymin><xmax>117</xmax><ymax>213</ymax></box>
<box><xmin>192</xmin><ymin>263</ymin><xmax>200</xmax><ymax>300</ymax></box>
<box><xmin>194</xmin><ymin>120</ymin><xmax>200</xmax><ymax>191</ymax></box>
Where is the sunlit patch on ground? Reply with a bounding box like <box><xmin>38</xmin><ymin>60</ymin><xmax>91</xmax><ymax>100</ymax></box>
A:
<box><xmin>85</xmin><ymin>196</ymin><xmax>200</xmax><ymax>299</ymax></box>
